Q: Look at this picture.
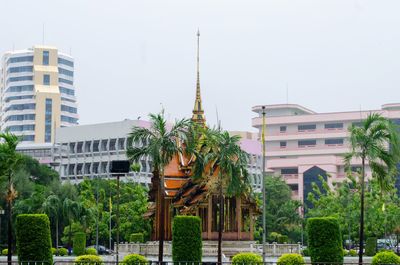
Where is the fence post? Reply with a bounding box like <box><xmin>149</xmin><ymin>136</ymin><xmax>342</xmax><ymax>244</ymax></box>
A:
<box><xmin>273</xmin><ymin>242</ymin><xmax>277</xmax><ymax>256</ymax></box>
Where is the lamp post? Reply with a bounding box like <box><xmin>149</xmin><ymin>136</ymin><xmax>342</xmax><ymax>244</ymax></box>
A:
<box><xmin>261</xmin><ymin>106</ymin><xmax>267</xmax><ymax>263</ymax></box>
<box><xmin>0</xmin><ymin>209</ymin><xmax>4</xmax><ymax>244</ymax></box>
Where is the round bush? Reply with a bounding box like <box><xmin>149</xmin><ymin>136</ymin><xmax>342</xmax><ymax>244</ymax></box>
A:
<box><xmin>74</xmin><ymin>254</ymin><xmax>103</xmax><ymax>265</ymax></box>
<box><xmin>348</xmin><ymin>249</ymin><xmax>357</xmax><ymax>257</ymax></box>
<box><xmin>2</xmin><ymin>249</ymin><xmax>8</xmax><ymax>256</ymax></box>
<box><xmin>277</xmin><ymin>254</ymin><xmax>305</xmax><ymax>265</ymax></box>
<box><xmin>129</xmin><ymin>233</ymin><xmax>144</xmax><ymax>243</ymax></box>
<box><xmin>52</xmin><ymin>248</ymin><xmax>57</xmax><ymax>255</ymax></box>
<box><xmin>59</xmin><ymin>247</ymin><xmax>68</xmax><ymax>256</ymax></box>
<box><xmin>85</xmin><ymin>247</ymin><xmax>97</xmax><ymax>255</ymax></box>
<box><xmin>122</xmin><ymin>254</ymin><xmax>148</xmax><ymax>265</ymax></box>
<box><xmin>307</xmin><ymin>217</ymin><xmax>343</xmax><ymax>263</ymax></box>
<box><xmin>232</xmin><ymin>253</ymin><xmax>262</xmax><ymax>264</ymax></box>
<box><xmin>372</xmin><ymin>251</ymin><xmax>400</xmax><ymax>265</ymax></box>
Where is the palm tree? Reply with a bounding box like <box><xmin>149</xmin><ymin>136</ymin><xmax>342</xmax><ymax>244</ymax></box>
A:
<box><xmin>344</xmin><ymin>113</ymin><xmax>400</xmax><ymax>263</ymax></box>
<box><xmin>127</xmin><ymin>112</ymin><xmax>190</xmax><ymax>263</ymax></box>
<box><xmin>42</xmin><ymin>194</ymin><xmax>61</xmax><ymax>251</ymax></box>
<box><xmin>0</xmin><ymin>132</ymin><xmax>23</xmax><ymax>263</ymax></box>
<box><xmin>63</xmin><ymin>198</ymin><xmax>81</xmax><ymax>255</ymax></box>
<box><xmin>189</xmin><ymin>128</ymin><xmax>250</xmax><ymax>264</ymax></box>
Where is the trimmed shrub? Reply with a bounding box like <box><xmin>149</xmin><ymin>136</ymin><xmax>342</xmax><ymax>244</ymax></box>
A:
<box><xmin>122</xmin><ymin>254</ymin><xmax>148</xmax><ymax>265</ymax></box>
<box><xmin>16</xmin><ymin>214</ymin><xmax>53</xmax><ymax>264</ymax></box>
<box><xmin>372</xmin><ymin>251</ymin><xmax>400</xmax><ymax>265</ymax></box>
<box><xmin>342</xmin><ymin>249</ymin><xmax>348</xmax><ymax>256</ymax></box>
<box><xmin>307</xmin><ymin>217</ymin><xmax>343</xmax><ymax>263</ymax></box>
<box><xmin>52</xmin><ymin>247</ymin><xmax>57</xmax><ymax>255</ymax></box>
<box><xmin>301</xmin><ymin>247</ymin><xmax>309</xmax><ymax>257</ymax></box>
<box><xmin>366</xmin><ymin>237</ymin><xmax>377</xmax><ymax>256</ymax></box>
<box><xmin>2</xmin><ymin>249</ymin><xmax>8</xmax><ymax>256</ymax></box>
<box><xmin>172</xmin><ymin>216</ymin><xmax>202</xmax><ymax>262</ymax></box>
<box><xmin>59</xmin><ymin>247</ymin><xmax>68</xmax><ymax>256</ymax></box>
<box><xmin>348</xmin><ymin>249</ymin><xmax>357</xmax><ymax>256</ymax></box>
<box><xmin>232</xmin><ymin>253</ymin><xmax>262</xmax><ymax>264</ymax></box>
<box><xmin>85</xmin><ymin>248</ymin><xmax>97</xmax><ymax>255</ymax></box>
<box><xmin>73</xmin><ymin>232</ymin><xmax>86</xmax><ymax>256</ymax></box>
<box><xmin>74</xmin><ymin>254</ymin><xmax>103</xmax><ymax>265</ymax></box>
<box><xmin>278</xmin><ymin>235</ymin><xmax>289</xmax><ymax>244</ymax></box>
<box><xmin>129</xmin><ymin>233</ymin><xmax>144</xmax><ymax>243</ymax></box>
<box><xmin>277</xmin><ymin>254</ymin><xmax>305</xmax><ymax>265</ymax></box>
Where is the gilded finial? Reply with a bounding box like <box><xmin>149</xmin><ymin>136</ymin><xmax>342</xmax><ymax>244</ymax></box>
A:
<box><xmin>192</xmin><ymin>30</ymin><xmax>206</xmax><ymax>125</ymax></box>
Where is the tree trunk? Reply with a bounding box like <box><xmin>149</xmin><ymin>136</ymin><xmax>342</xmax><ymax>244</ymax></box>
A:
<box><xmin>358</xmin><ymin>157</ymin><xmax>366</xmax><ymax>264</ymax></box>
<box><xmin>7</xmin><ymin>173</ymin><xmax>12</xmax><ymax>264</ymax></box>
<box><xmin>218</xmin><ymin>177</ymin><xmax>224</xmax><ymax>265</ymax></box>
<box><xmin>158</xmin><ymin>173</ymin><xmax>165</xmax><ymax>264</ymax></box>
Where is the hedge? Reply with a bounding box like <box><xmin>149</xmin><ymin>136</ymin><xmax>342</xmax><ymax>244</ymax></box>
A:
<box><xmin>301</xmin><ymin>247</ymin><xmax>309</xmax><ymax>257</ymax></box>
<box><xmin>277</xmin><ymin>235</ymin><xmax>289</xmax><ymax>244</ymax></box>
<box><xmin>73</xmin><ymin>232</ymin><xmax>87</xmax><ymax>256</ymax></box>
<box><xmin>122</xmin><ymin>254</ymin><xmax>148</xmax><ymax>265</ymax></box>
<box><xmin>59</xmin><ymin>248</ymin><xmax>68</xmax><ymax>256</ymax></box>
<box><xmin>277</xmin><ymin>254</ymin><xmax>305</xmax><ymax>265</ymax></box>
<box><xmin>16</xmin><ymin>214</ymin><xmax>53</xmax><ymax>264</ymax></box>
<box><xmin>365</xmin><ymin>237</ymin><xmax>377</xmax><ymax>256</ymax></box>
<box><xmin>85</xmin><ymin>248</ymin><xmax>97</xmax><ymax>255</ymax></box>
<box><xmin>232</xmin><ymin>253</ymin><xmax>262</xmax><ymax>264</ymax></box>
<box><xmin>2</xmin><ymin>249</ymin><xmax>8</xmax><ymax>256</ymax></box>
<box><xmin>307</xmin><ymin>217</ymin><xmax>343</xmax><ymax>263</ymax></box>
<box><xmin>371</xmin><ymin>251</ymin><xmax>400</xmax><ymax>265</ymax></box>
<box><xmin>172</xmin><ymin>216</ymin><xmax>202</xmax><ymax>262</ymax></box>
<box><xmin>129</xmin><ymin>233</ymin><xmax>144</xmax><ymax>243</ymax></box>
<box><xmin>348</xmin><ymin>249</ymin><xmax>357</xmax><ymax>257</ymax></box>
<box><xmin>74</xmin><ymin>254</ymin><xmax>103</xmax><ymax>265</ymax></box>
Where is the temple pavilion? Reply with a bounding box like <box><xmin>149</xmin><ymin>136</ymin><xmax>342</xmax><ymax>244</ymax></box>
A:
<box><xmin>144</xmin><ymin>31</ymin><xmax>258</xmax><ymax>241</ymax></box>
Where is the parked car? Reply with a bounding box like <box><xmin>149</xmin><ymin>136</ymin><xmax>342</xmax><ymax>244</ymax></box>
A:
<box><xmin>86</xmin><ymin>245</ymin><xmax>113</xmax><ymax>255</ymax></box>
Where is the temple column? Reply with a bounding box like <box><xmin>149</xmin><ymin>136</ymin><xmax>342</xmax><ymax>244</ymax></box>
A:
<box><xmin>250</xmin><ymin>208</ymin><xmax>254</xmax><ymax>240</ymax></box>
<box><xmin>207</xmin><ymin>197</ymin><xmax>212</xmax><ymax>239</ymax></box>
<box><xmin>237</xmin><ymin>197</ymin><xmax>241</xmax><ymax>240</ymax></box>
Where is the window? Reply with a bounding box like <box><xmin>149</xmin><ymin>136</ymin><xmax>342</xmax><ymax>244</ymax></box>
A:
<box><xmin>7</xmin><ymin>76</ymin><xmax>33</xmax><ymax>84</ymax></box>
<box><xmin>61</xmin><ymin>115</ymin><xmax>78</xmax><ymax>124</ymax></box>
<box><xmin>59</xmin><ymin>78</ymin><xmax>73</xmax><ymax>85</ymax></box>
<box><xmin>280</xmin><ymin>141</ymin><xmax>287</xmax><ymax>148</ymax></box>
<box><xmin>5</xmin><ymin>95</ymin><xmax>33</xmax><ymax>103</ymax></box>
<box><xmin>8</xmin><ymin>66</ymin><xmax>33</xmax><ymax>74</ymax></box>
<box><xmin>325</xmin><ymin>123</ymin><xmax>343</xmax><ymax>129</ymax></box>
<box><xmin>5</xmin><ymin>114</ymin><xmax>35</xmax><ymax>122</ymax></box>
<box><xmin>45</xmin><ymin>99</ymin><xmax>52</xmax><ymax>142</ymax></box>
<box><xmin>7</xmin><ymin>125</ymin><xmax>35</xmax><ymax>132</ymax></box>
<box><xmin>298</xmin><ymin>139</ymin><xmax>316</xmax><ymax>147</ymax></box>
<box><xmin>58</xmin><ymin>58</ymin><xmax>74</xmax><ymax>67</ymax></box>
<box><xmin>61</xmin><ymin>97</ymin><xmax>76</xmax><ymax>103</ymax></box>
<box><xmin>60</xmin><ymin>87</ymin><xmax>75</xmax><ymax>96</ymax></box>
<box><xmin>22</xmin><ymin>135</ymin><xmax>35</xmax><ymax>141</ymax></box>
<box><xmin>281</xmin><ymin>168</ymin><xmax>298</xmax><ymax>175</ymax></box>
<box><xmin>43</xmin><ymin>74</ymin><xmax>50</xmax><ymax>85</ymax></box>
<box><xmin>280</xmin><ymin>126</ymin><xmax>287</xmax><ymax>132</ymax></box>
<box><xmin>7</xmin><ymin>56</ymin><xmax>33</xmax><ymax>64</ymax></box>
<box><xmin>43</xmin><ymin>51</ymin><xmax>49</xmax><ymax>65</ymax></box>
<box><xmin>6</xmin><ymin>85</ymin><xmax>34</xmax><ymax>93</ymax></box>
<box><xmin>298</xmin><ymin>124</ymin><xmax>316</xmax><ymax>131</ymax></box>
<box><xmin>58</xmin><ymin>68</ymin><xmax>73</xmax><ymax>77</ymax></box>
<box><xmin>61</xmin><ymin>105</ymin><xmax>77</xmax><ymax>114</ymax></box>
<box><xmin>5</xmin><ymin>103</ymin><xmax>35</xmax><ymax>111</ymax></box>
<box><xmin>325</xmin><ymin>138</ymin><xmax>344</xmax><ymax>145</ymax></box>
<box><xmin>352</xmin><ymin>121</ymin><xmax>363</xmax><ymax>127</ymax></box>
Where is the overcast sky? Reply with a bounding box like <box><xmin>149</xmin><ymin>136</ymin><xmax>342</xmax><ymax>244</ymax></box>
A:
<box><xmin>1</xmin><ymin>0</ymin><xmax>399</xmax><ymax>131</ymax></box>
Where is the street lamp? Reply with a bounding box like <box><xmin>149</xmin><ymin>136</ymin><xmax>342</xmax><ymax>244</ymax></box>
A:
<box><xmin>0</xmin><ymin>209</ymin><xmax>4</xmax><ymax>244</ymax></box>
<box><xmin>261</xmin><ymin>106</ymin><xmax>267</xmax><ymax>263</ymax></box>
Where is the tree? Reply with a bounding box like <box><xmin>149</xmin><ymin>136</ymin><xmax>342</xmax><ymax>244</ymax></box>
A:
<box><xmin>127</xmin><ymin>112</ymin><xmax>190</xmax><ymax>263</ymax></box>
<box><xmin>63</xmin><ymin>198</ymin><xmax>81</xmax><ymax>254</ymax></box>
<box><xmin>0</xmin><ymin>132</ymin><xmax>23</xmax><ymax>263</ymax></box>
<box><xmin>344</xmin><ymin>113</ymin><xmax>400</xmax><ymax>263</ymax></box>
<box><xmin>42</xmin><ymin>194</ymin><xmax>61</xmax><ymax>249</ymax></box>
<box><xmin>189</xmin><ymin>127</ymin><xmax>250</xmax><ymax>264</ymax></box>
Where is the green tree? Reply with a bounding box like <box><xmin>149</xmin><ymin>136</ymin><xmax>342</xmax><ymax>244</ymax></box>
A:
<box><xmin>127</xmin><ymin>111</ymin><xmax>190</xmax><ymax>263</ymax></box>
<box><xmin>344</xmin><ymin>113</ymin><xmax>400</xmax><ymax>263</ymax></box>
<box><xmin>42</xmin><ymin>194</ymin><xmax>61</xmax><ymax>249</ymax></box>
<box><xmin>63</xmin><ymin>198</ymin><xmax>81</xmax><ymax>254</ymax></box>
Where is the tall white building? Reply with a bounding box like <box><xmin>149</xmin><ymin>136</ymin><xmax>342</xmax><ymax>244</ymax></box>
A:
<box><xmin>0</xmin><ymin>45</ymin><xmax>78</xmax><ymax>143</ymax></box>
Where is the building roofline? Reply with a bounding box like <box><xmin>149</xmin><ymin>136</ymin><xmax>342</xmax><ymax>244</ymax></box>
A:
<box><xmin>252</xmin><ymin>104</ymin><xmax>317</xmax><ymax>114</ymax></box>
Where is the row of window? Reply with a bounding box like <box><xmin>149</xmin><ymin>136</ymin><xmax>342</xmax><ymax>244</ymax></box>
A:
<box><xmin>8</xmin><ymin>66</ymin><xmax>33</xmax><ymax>74</ymax></box>
<box><xmin>7</xmin><ymin>75</ymin><xmax>33</xmax><ymax>84</ymax></box>
<box><xmin>45</xmin><ymin>98</ymin><xmax>52</xmax><ymax>143</ymax></box>
<box><xmin>5</xmin><ymin>95</ymin><xmax>34</xmax><ymax>103</ymax></box>
<box><xmin>61</xmin><ymin>105</ymin><xmax>77</xmax><ymax>114</ymax></box>
<box><xmin>61</xmin><ymin>97</ymin><xmax>76</xmax><ymax>103</ymax></box>
<box><xmin>279</xmin><ymin>122</ymin><xmax>345</xmax><ymax>133</ymax></box>
<box><xmin>59</xmin><ymin>78</ymin><xmax>73</xmax><ymax>85</ymax></box>
<box><xmin>61</xmin><ymin>115</ymin><xmax>78</xmax><ymax>124</ymax></box>
<box><xmin>7</xmin><ymin>56</ymin><xmax>33</xmax><ymax>64</ymax></box>
<box><xmin>58</xmin><ymin>68</ymin><xmax>73</xmax><ymax>77</ymax></box>
<box><xmin>7</xmin><ymin>124</ymin><xmax>35</xmax><ymax>132</ymax></box>
<box><xmin>60</xmin><ymin>87</ymin><xmax>75</xmax><ymax>96</ymax></box>
<box><xmin>22</xmin><ymin>135</ymin><xmax>35</xmax><ymax>141</ymax></box>
<box><xmin>4</xmin><ymin>114</ymin><xmax>35</xmax><ymax>122</ymax></box>
<box><xmin>5</xmin><ymin>103</ymin><xmax>35</xmax><ymax>112</ymax></box>
<box><xmin>64</xmin><ymin>161</ymin><xmax>150</xmax><ymax>175</ymax></box>
<box><xmin>6</xmin><ymin>84</ymin><xmax>34</xmax><ymax>93</ymax></box>
<box><xmin>279</xmin><ymin>138</ymin><xmax>344</xmax><ymax>148</ymax></box>
<box><xmin>58</xmin><ymin>58</ymin><xmax>74</xmax><ymax>67</ymax></box>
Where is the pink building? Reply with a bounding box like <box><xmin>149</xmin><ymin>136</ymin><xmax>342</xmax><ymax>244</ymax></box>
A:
<box><xmin>252</xmin><ymin>103</ymin><xmax>400</xmax><ymax>206</ymax></box>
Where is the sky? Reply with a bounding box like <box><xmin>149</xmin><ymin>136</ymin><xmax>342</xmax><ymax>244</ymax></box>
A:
<box><xmin>1</xmin><ymin>0</ymin><xmax>399</xmax><ymax>131</ymax></box>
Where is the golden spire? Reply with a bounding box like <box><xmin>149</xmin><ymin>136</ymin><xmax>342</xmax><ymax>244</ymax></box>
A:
<box><xmin>192</xmin><ymin>29</ymin><xmax>206</xmax><ymax>125</ymax></box>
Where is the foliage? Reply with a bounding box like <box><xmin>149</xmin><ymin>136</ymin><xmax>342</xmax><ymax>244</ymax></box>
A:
<box><xmin>74</xmin><ymin>254</ymin><xmax>103</xmax><ymax>265</ymax></box>
<box><xmin>277</xmin><ymin>235</ymin><xmax>289</xmax><ymax>243</ymax></box>
<box><xmin>15</xmin><ymin>214</ymin><xmax>53</xmax><ymax>264</ymax></box>
<box><xmin>366</xmin><ymin>237</ymin><xmax>377</xmax><ymax>256</ymax></box>
<box><xmin>232</xmin><ymin>253</ymin><xmax>262</xmax><ymax>264</ymax></box>
<box><xmin>255</xmin><ymin>176</ymin><xmax>302</xmax><ymax>243</ymax></box>
<box><xmin>85</xmin><ymin>247</ymin><xmax>97</xmax><ymax>255</ymax></box>
<box><xmin>371</xmin><ymin>251</ymin><xmax>400</xmax><ymax>265</ymax></box>
<box><xmin>122</xmin><ymin>254</ymin><xmax>148</xmax><ymax>265</ymax></box>
<box><xmin>301</xmin><ymin>248</ymin><xmax>309</xmax><ymax>257</ymax></box>
<box><xmin>129</xmin><ymin>233</ymin><xmax>144</xmax><ymax>243</ymax></box>
<box><xmin>172</xmin><ymin>216</ymin><xmax>202</xmax><ymax>262</ymax></box>
<box><xmin>59</xmin><ymin>248</ymin><xmax>68</xmax><ymax>256</ymax></box>
<box><xmin>307</xmin><ymin>217</ymin><xmax>343</xmax><ymax>263</ymax></box>
<box><xmin>348</xmin><ymin>249</ymin><xmax>357</xmax><ymax>256</ymax></box>
<box><xmin>2</xmin><ymin>249</ymin><xmax>8</xmax><ymax>256</ymax></box>
<box><xmin>52</xmin><ymin>248</ymin><xmax>57</xmax><ymax>255</ymax></box>
<box><xmin>73</xmin><ymin>232</ymin><xmax>86</xmax><ymax>256</ymax></box>
<box><xmin>277</xmin><ymin>254</ymin><xmax>305</xmax><ymax>265</ymax></box>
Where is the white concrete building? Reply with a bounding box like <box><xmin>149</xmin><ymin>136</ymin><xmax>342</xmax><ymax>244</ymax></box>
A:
<box><xmin>54</xmin><ymin>119</ymin><xmax>152</xmax><ymax>184</ymax></box>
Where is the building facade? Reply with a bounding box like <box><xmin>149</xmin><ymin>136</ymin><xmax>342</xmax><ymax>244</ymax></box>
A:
<box><xmin>53</xmin><ymin>119</ymin><xmax>152</xmax><ymax>185</ymax></box>
<box><xmin>252</xmin><ymin>103</ymin><xmax>400</xmax><ymax>205</ymax></box>
<box><xmin>0</xmin><ymin>45</ymin><xmax>78</xmax><ymax>143</ymax></box>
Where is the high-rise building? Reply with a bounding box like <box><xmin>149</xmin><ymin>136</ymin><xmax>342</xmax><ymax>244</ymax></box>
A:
<box><xmin>252</xmin><ymin>103</ymin><xmax>400</xmax><ymax>206</ymax></box>
<box><xmin>0</xmin><ymin>45</ymin><xmax>78</xmax><ymax>143</ymax></box>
